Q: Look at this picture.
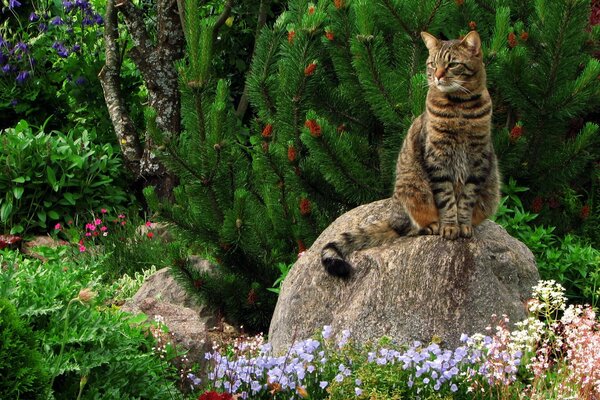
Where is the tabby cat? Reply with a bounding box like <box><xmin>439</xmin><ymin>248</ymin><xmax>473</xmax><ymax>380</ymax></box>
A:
<box><xmin>321</xmin><ymin>31</ymin><xmax>500</xmax><ymax>277</ymax></box>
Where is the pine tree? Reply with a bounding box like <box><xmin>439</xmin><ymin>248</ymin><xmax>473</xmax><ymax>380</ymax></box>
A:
<box><xmin>149</xmin><ymin>0</ymin><xmax>600</xmax><ymax>331</ymax></box>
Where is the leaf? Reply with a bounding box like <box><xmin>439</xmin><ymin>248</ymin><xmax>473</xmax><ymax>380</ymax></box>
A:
<box><xmin>48</xmin><ymin>210</ymin><xmax>60</xmax><ymax>220</ymax></box>
<box><xmin>37</xmin><ymin>210</ymin><xmax>47</xmax><ymax>223</ymax></box>
<box><xmin>62</xmin><ymin>193</ymin><xmax>77</xmax><ymax>205</ymax></box>
<box><xmin>0</xmin><ymin>202</ymin><xmax>12</xmax><ymax>222</ymax></box>
<box><xmin>12</xmin><ymin>177</ymin><xmax>26</xmax><ymax>183</ymax></box>
<box><xmin>10</xmin><ymin>224</ymin><xmax>24</xmax><ymax>234</ymax></box>
<box><xmin>47</xmin><ymin>167</ymin><xmax>59</xmax><ymax>191</ymax></box>
<box><xmin>13</xmin><ymin>187</ymin><xmax>24</xmax><ymax>200</ymax></box>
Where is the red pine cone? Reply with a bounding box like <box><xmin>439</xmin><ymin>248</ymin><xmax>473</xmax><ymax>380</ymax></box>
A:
<box><xmin>304</xmin><ymin>63</ymin><xmax>317</xmax><ymax>76</ymax></box>
<box><xmin>581</xmin><ymin>204</ymin><xmax>591</xmax><ymax>220</ymax></box>
<box><xmin>262</xmin><ymin>123</ymin><xmax>273</xmax><ymax>138</ymax></box>
<box><xmin>305</xmin><ymin>119</ymin><xmax>322</xmax><ymax>137</ymax></box>
<box><xmin>334</xmin><ymin>0</ymin><xmax>344</xmax><ymax>9</ymax></box>
<box><xmin>520</xmin><ymin>31</ymin><xmax>529</xmax><ymax>41</ymax></box>
<box><xmin>508</xmin><ymin>32</ymin><xmax>518</xmax><ymax>48</ymax></box>
<box><xmin>247</xmin><ymin>288</ymin><xmax>258</xmax><ymax>305</ymax></box>
<box><xmin>509</xmin><ymin>125</ymin><xmax>523</xmax><ymax>142</ymax></box>
<box><xmin>288</xmin><ymin>30</ymin><xmax>296</xmax><ymax>44</ymax></box>
<box><xmin>308</xmin><ymin>5</ymin><xmax>315</xmax><ymax>14</ymax></box>
<box><xmin>325</xmin><ymin>31</ymin><xmax>334</xmax><ymax>41</ymax></box>
<box><xmin>299</xmin><ymin>198</ymin><xmax>311</xmax><ymax>216</ymax></box>
<box><xmin>288</xmin><ymin>145</ymin><xmax>297</xmax><ymax>162</ymax></box>
<box><xmin>469</xmin><ymin>21</ymin><xmax>477</xmax><ymax>30</ymax></box>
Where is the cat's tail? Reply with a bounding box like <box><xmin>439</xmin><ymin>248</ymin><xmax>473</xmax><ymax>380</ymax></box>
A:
<box><xmin>321</xmin><ymin>219</ymin><xmax>411</xmax><ymax>277</ymax></box>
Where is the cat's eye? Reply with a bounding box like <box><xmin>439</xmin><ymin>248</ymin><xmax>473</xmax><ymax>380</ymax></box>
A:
<box><xmin>447</xmin><ymin>62</ymin><xmax>462</xmax><ymax>69</ymax></box>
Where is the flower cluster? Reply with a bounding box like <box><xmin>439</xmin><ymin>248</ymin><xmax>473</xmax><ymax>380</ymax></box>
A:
<box><xmin>0</xmin><ymin>0</ymin><xmax>103</xmax><ymax>86</ymax></box>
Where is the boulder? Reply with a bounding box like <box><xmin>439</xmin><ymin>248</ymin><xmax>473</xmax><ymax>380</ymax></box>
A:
<box><xmin>121</xmin><ymin>264</ymin><xmax>218</xmax><ymax>363</ymax></box>
<box><xmin>269</xmin><ymin>199</ymin><xmax>539</xmax><ymax>353</ymax></box>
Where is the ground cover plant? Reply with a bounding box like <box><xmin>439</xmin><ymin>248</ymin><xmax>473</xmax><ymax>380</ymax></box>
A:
<box><xmin>189</xmin><ymin>281</ymin><xmax>599</xmax><ymax>399</ymax></box>
<box><xmin>0</xmin><ymin>247</ymin><xmax>181</xmax><ymax>399</ymax></box>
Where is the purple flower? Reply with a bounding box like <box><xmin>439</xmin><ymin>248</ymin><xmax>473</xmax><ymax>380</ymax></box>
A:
<box><xmin>52</xmin><ymin>42</ymin><xmax>69</xmax><ymax>58</ymax></box>
<box><xmin>75</xmin><ymin>0</ymin><xmax>90</xmax><ymax>9</ymax></box>
<box><xmin>93</xmin><ymin>13</ymin><xmax>103</xmax><ymax>25</ymax></box>
<box><xmin>75</xmin><ymin>76</ymin><xmax>86</xmax><ymax>85</ymax></box>
<box><xmin>72</xmin><ymin>43</ymin><xmax>81</xmax><ymax>52</ymax></box>
<box><xmin>16</xmin><ymin>70</ymin><xmax>30</xmax><ymax>84</ymax></box>
<box><xmin>2</xmin><ymin>64</ymin><xmax>13</xmax><ymax>73</ymax></box>
<box><xmin>29</xmin><ymin>12</ymin><xmax>39</xmax><ymax>21</ymax></box>
<box><xmin>14</xmin><ymin>41</ymin><xmax>27</xmax><ymax>53</ymax></box>
<box><xmin>50</xmin><ymin>16</ymin><xmax>64</xmax><ymax>25</ymax></box>
<box><xmin>62</xmin><ymin>0</ymin><xmax>74</xmax><ymax>11</ymax></box>
<box><xmin>9</xmin><ymin>0</ymin><xmax>21</xmax><ymax>9</ymax></box>
<box><xmin>10</xmin><ymin>99</ymin><xmax>18</xmax><ymax>106</ymax></box>
<box><xmin>38</xmin><ymin>23</ymin><xmax>48</xmax><ymax>32</ymax></box>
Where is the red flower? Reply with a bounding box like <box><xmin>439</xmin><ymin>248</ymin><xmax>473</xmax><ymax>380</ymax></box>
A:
<box><xmin>304</xmin><ymin>63</ymin><xmax>317</xmax><ymax>76</ymax></box>
<box><xmin>531</xmin><ymin>196</ymin><xmax>544</xmax><ymax>214</ymax></box>
<box><xmin>198</xmin><ymin>392</ymin><xmax>233</xmax><ymax>400</ymax></box>
<box><xmin>520</xmin><ymin>31</ymin><xmax>529</xmax><ymax>41</ymax></box>
<box><xmin>325</xmin><ymin>31</ymin><xmax>334</xmax><ymax>41</ymax></box>
<box><xmin>334</xmin><ymin>0</ymin><xmax>344</xmax><ymax>9</ymax></box>
<box><xmin>469</xmin><ymin>21</ymin><xmax>477</xmax><ymax>30</ymax></box>
<box><xmin>508</xmin><ymin>32</ymin><xmax>518</xmax><ymax>48</ymax></box>
<box><xmin>305</xmin><ymin>119</ymin><xmax>322</xmax><ymax>137</ymax></box>
<box><xmin>581</xmin><ymin>204</ymin><xmax>591</xmax><ymax>220</ymax></box>
<box><xmin>288</xmin><ymin>30</ymin><xmax>296</xmax><ymax>44</ymax></box>
<box><xmin>288</xmin><ymin>145</ymin><xmax>296</xmax><ymax>162</ymax></box>
<box><xmin>261</xmin><ymin>123</ymin><xmax>273</xmax><ymax>138</ymax></box>
<box><xmin>147</xmin><ymin>232</ymin><xmax>154</xmax><ymax>239</ymax></box>
<box><xmin>299</xmin><ymin>198</ymin><xmax>311</xmax><ymax>215</ymax></box>
<box><xmin>509</xmin><ymin>125</ymin><xmax>523</xmax><ymax>142</ymax></box>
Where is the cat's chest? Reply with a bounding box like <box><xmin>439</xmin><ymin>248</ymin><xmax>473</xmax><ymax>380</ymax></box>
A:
<box><xmin>424</xmin><ymin>131</ymin><xmax>474</xmax><ymax>184</ymax></box>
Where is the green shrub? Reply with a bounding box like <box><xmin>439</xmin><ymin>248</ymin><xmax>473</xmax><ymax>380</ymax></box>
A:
<box><xmin>0</xmin><ymin>247</ymin><xmax>180</xmax><ymax>399</ymax></box>
<box><xmin>494</xmin><ymin>179</ymin><xmax>600</xmax><ymax>308</ymax></box>
<box><xmin>0</xmin><ymin>120</ymin><xmax>131</xmax><ymax>234</ymax></box>
<box><xmin>0</xmin><ymin>297</ymin><xmax>50</xmax><ymax>399</ymax></box>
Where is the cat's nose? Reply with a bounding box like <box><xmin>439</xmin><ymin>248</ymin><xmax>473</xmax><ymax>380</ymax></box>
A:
<box><xmin>434</xmin><ymin>67</ymin><xmax>446</xmax><ymax>79</ymax></box>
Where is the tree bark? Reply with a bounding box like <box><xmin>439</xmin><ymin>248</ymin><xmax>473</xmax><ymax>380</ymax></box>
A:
<box><xmin>99</xmin><ymin>0</ymin><xmax>185</xmax><ymax>198</ymax></box>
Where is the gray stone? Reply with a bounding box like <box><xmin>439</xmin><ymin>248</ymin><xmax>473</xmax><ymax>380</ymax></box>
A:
<box><xmin>121</xmin><ymin>266</ymin><xmax>217</xmax><ymax>363</ymax></box>
<box><xmin>269</xmin><ymin>199</ymin><xmax>539</xmax><ymax>354</ymax></box>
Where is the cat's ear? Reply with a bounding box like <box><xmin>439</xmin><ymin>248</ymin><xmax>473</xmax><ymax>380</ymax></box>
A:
<box><xmin>460</xmin><ymin>31</ymin><xmax>481</xmax><ymax>56</ymax></box>
<box><xmin>421</xmin><ymin>32</ymin><xmax>440</xmax><ymax>52</ymax></box>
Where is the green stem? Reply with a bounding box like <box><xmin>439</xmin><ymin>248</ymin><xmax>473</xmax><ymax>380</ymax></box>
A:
<box><xmin>49</xmin><ymin>298</ymin><xmax>77</xmax><ymax>393</ymax></box>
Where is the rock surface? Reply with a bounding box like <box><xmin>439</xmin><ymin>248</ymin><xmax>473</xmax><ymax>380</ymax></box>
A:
<box><xmin>121</xmin><ymin>264</ymin><xmax>217</xmax><ymax>363</ymax></box>
<box><xmin>269</xmin><ymin>199</ymin><xmax>540</xmax><ymax>353</ymax></box>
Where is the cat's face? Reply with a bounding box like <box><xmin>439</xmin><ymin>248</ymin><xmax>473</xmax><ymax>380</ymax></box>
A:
<box><xmin>422</xmin><ymin>31</ymin><xmax>484</xmax><ymax>94</ymax></box>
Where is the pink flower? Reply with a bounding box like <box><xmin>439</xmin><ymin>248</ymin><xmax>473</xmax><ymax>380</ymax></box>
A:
<box><xmin>145</xmin><ymin>221</ymin><xmax>152</xmax><ymax>227</ymax></box>
<box><xmin>121</xmin><ymin>221</ymin><xmax>126</xmax><ymax>226</ymax></box>
<box><xmin>54</xmin><ymin>223</ymin><xmax>62</xmax><ymax>230</ymax></box>
<box><xmin>94</xmin><ymin>218</ymin><xmax>102</xmax><ymax>226</ymax></box>
<box><xmin>101</xmin><ymin>208</ymin><xmax>107</xmax><ymax>214</ymax></box>
<box><xmin>118</xmin><ymin>214</ymin><xmax>125</xmax><ymax>219</ymax></box>
<box><xmin>86</xmin><ymin>224</ymin><xmax>96</xmax><ymax>231</ymax></box>
<box><xmin>100</xmin><ymin>226</ymin><xmax>108</xmax><ymax>232</ymax></box>
<box><xmin>85</xmin><ymin>232</ymin><xmax>91</xmax><ymax>237</ymax></box>
<box><xmin>79</xmin><ymin>244</ymin><xmax>86</xmax><ymax>252</ymax></box>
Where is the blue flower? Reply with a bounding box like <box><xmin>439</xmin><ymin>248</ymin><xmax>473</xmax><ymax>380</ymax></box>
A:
<box><xmin>62</xmin><ymin>0</ymin><xmax>74</xmax><ymax>11</ymax></box>
<box><xmin>72</xmin><ymin>44</ymin><xmax>81</xmax><ymax>52</ymax></box>
<box><xmin>38</xmin><ymin>23</ymin><xmax>48</xmax><ymax>32</ymax></box>
<box><xmin>9</xmin><ymin>0</ymin><xmax>21</xmax><ymax>9</ymax></box>
<box><xmin>2</xmin><ymin>64</ymin><xmax>12</xmax><ymax>73</ymax></box>
<box><xmin>10</xmin><ymin>99</ymin><xmax>18</xmax><ymax>106</ymax></box>
<box><xmin>93</xmin><ymin>13</ymin><xmax>103</xmax><ymax>25</ymax></box>
<box><xmin>75</xmin><ymin>76</ymin><xmax>86</xmax><ymax>85</ymax></box>
<box><xmin>50</xmin><ymin>16</ymin><xmax>64</xmax><ymax>25</ymax></box>
<box><xmin>14</xmin><ymin>41</ymin><xmax>27</xmax><ymax>53</ymax></box>
<box><xmin>16</xmin><ymin>70</ymin><xmax>30</xmax><ymax>84</ymax></box>
<box><xmin>29</xmin><ymin>12</ymin><xmax>39</xmax><ymax>21</ymax></box>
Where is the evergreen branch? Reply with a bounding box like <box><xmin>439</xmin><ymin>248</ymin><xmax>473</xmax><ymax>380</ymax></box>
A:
<box><xmin>193</xmin><ymin>88</ymin><xmax>208</xmax><ymax>143</ymax></box>
<box><xmin>165</xmin><ymin>142</ymin><xmax>205</xmax><ymax>183</ymax></box>
<box><xmin>236</xmin><ymin>0</ymin><xmax>270</xmax><ymax>118</ymax></box>
<box><xmin>379</xmin><ymin>0</ymin><xmax>415</xmax><ymax>38</ymax></box>
<box><xmin>474</xmin><ymin>0</ymin><xmax>495</xmax><ymax>15</ymax></box>
<box><xmin>420</xmin><ymin>0</ymin><xmax>443</xmax><ymax>34</ymax></box>
<box><xmin>363</xmin><ymin>42</ymin><xmax>403</xmax><ymax>122</ymax></box>
<box><xmin>320</xmin><ymin>102</ymin><xmax>369</xmax><ymax>129</ymax></box>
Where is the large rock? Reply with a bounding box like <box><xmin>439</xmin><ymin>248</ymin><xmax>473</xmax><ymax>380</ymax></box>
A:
<box><xmin>269</xmin><ymin>199</ymin><xmax>539</xmax><ymax>353</ymax></box>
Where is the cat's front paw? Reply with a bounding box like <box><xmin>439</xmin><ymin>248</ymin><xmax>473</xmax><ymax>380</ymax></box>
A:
<box><xmin>459</xmin><ymin>224</ymin><xmax>473</xmax><ymax>238</ymax></box>
<box><xmin>440</xmin><ymin>223</ymin><xmax>460</xmax><ymax>240</ymax></box>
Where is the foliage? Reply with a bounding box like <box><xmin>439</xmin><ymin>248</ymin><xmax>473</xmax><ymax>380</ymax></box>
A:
<box><xmin>0</xmin><ymin>0</ymin><xmax>117</xmax><ymax>134</ymax></box>
<box><xmin>0</xmin><ymin>296</ymin><xmax>50</xmax><ymax>399</ymax></box>
<box><xmin>53</xmin><ymin>208</ymin><xmax>183</xmax><ymax>281</ymax></box>
<box><xmin>0</xmin><ymin>121</ymin><xmax>131</xmax><ymax>234</ymax></box>
<box><xmin>494</xmin><ymin>179</ymin><xmax>600</xmax><ymax>308</ymax></box>
<box><xmin>109</xmin><ymin>265</ymin><xmax>158</xmax><ymax>305</ymax></box>
<box><xmin>190</xmin><ymin>281</ymin><xmax>599</xmax><ymax>400</ymax></box>
<box><xmin>0</xmin><ymin>247</ymin><xmax>180</xmax><ymax>399</ymax></box>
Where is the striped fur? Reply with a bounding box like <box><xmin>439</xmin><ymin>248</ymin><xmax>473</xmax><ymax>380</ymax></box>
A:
<box><xmin>322</xmin><ymin>31</ymin><xmax>500</xmax><ymax>277</ymax></box>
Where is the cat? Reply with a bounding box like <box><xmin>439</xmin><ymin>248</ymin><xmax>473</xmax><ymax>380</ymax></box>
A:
<box><xmin>321</xmin><ymin>31</ymin><xmax>500</xmax><ymax>277</ymax></box>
